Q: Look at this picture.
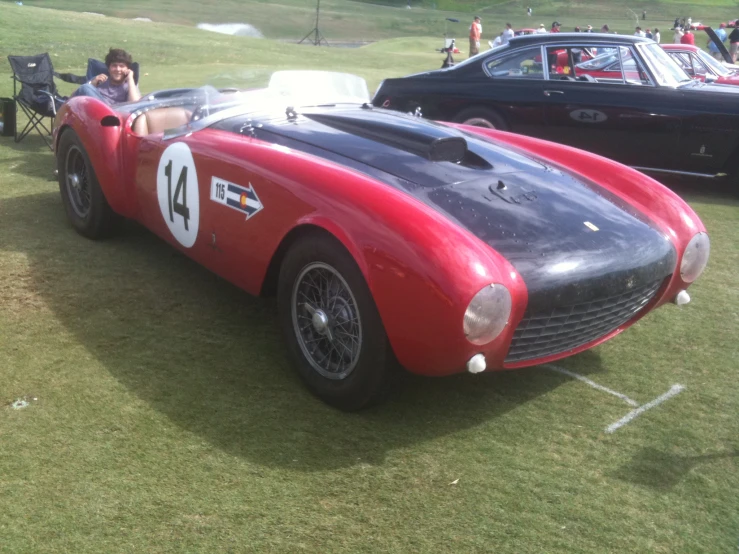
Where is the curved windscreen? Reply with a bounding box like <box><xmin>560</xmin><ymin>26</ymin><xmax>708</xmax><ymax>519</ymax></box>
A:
<box><xmin>131</xmin><ymin>71</ymin><xmax>371</xmax><ymax>139</ymax></box>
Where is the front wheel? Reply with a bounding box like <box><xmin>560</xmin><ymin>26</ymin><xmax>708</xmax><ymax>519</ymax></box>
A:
<box><xmin>277</xmin><ymin>234</ymin><xmax>392</xmax><ymax>411</ymax></box>
<box><xmin>57</xmin><ymin>130</ymin><xmax>119</xmax><ymax>239</ymax></box>
<box><xmin>454</xmin><ymin>107</ymin><xmax>509</xmax><ymax>130</ymax></box>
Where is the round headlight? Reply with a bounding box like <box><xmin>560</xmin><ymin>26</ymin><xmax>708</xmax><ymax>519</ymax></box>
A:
<box><xmin>463</xmin><ymin>284</ymin><xmax>512</xmax><ymax>345</ymax></box>
<box><xmin>680</xmin><ymin>232</ymin><xmax>710</xmax><ymax>283</ymax></box>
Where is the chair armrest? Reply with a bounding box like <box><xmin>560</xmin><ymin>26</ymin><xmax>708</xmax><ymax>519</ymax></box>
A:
<box><xmin>55</xmin><ymin>71</ymin><xmax>87</xmax><ymax>85</ymax></box>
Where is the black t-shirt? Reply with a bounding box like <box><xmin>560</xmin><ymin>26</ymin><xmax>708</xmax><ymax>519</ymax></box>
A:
<box><xmin>729</xmin><ymin>27</ymin><xmax>739</xmax><ymax>43</ymax></box>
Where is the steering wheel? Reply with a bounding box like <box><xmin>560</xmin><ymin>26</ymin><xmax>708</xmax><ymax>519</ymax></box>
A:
<box><xmin>190</xmin><ymin>104</ymin><xmax>211</xmax><ymax>122</ymax></box>
<box><xmin>559</xmin><ymin>75</ymin><xmax>576</xmax><ymax>81</ymax></box>
<box><xmin>577</xmin><ymin>74</ymin><xmax>597</xmax><ymax>82</ymax></box>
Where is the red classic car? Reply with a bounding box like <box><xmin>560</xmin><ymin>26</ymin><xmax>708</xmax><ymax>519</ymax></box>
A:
<box><xmin>53</xmin><ymin>71</ymin><xmax>709</xmax><ymax>410</ymax></box>
<box><xmin>662</xmin><ymin>43</ymin><xmax>739</xmax><ymax>85</ymax></box>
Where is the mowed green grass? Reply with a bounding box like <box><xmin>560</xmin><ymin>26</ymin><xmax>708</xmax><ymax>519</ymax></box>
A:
<box><xmin>1</xmin><ymin>4</ymin><xmax>738</xmax><ymax>553</ymax></box>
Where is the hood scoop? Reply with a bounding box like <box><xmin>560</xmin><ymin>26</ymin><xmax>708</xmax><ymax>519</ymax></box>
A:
<box><xmin>303</xmin><ymin>112</ymin><xmax>468</xmax><ymax>163</ymax></box>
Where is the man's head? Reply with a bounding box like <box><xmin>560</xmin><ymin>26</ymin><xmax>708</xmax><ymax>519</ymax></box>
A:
<box><xmin>636</xmin><ymin>26</ymin><xmax>642</xmax><ymax>31</ymax></box>
<box><xmin>474</xmin><ymin>16</ymin><xmax>480</xmax><ymax>23</ymax></box>
<box><xmin>601</xmin><ymin>24</ymin><xmax>609</xmax><ymax>32</ymax></box>
<box><xmin>587</xmin><ymin>25</ymin><xmax>592</xmax><ymax>30</ymax></box>
<box><xmin>104</xmin><ymin>48</ymin><xmax>133</xmax><ymax>85</ymax></box>
<box><xmin>552</xmin><ymin>21</ymin><xmax>561</xmax><ymax>29</ymax></box>
<box><xmin>506</xmin><ymin>22</ymin><xmax>512</xmax><ymax>29</ymax></box>
<box><xmin>720</xmin><ymin>22</ymin><xmax>727</xmax><ymax>28</ymax></box>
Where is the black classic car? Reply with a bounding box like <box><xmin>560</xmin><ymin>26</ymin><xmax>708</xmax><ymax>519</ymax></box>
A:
<box><xmin>373</xmin><ymin>33</ymin><xmax>739</xmax><ymax>189</ymax></box>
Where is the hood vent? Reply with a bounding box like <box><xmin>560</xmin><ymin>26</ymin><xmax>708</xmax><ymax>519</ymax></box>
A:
<box><xmin>303</xmin><ymin>112</ymin><xmax>468</xmax><ymax>163</ymax></box>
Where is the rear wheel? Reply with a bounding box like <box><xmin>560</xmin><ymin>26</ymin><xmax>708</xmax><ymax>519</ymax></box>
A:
<box><xmin>57</xmin><ymin>130</ymin><xmax>119</xmax><ymax>238</ymax></box>
<box><xmin>454</xmin><ymin>107</ymin><xmax>509</xmax><ymax>130</ymax></box>
<box><xmin>277</xmin><ymin>234</ymin><xmax>392</xmax><ymax>411</ymax></box>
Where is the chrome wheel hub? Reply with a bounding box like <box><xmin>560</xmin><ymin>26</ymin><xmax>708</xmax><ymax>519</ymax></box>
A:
<box><xmin>311</xmin><ymin>309</ymin><xmax>330</xmax><ymax>335</ymax></box>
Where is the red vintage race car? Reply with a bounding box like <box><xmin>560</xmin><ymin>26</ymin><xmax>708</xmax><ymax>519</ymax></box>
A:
<box><xmin>52</xmin><ymin>71</ymin><xmax>709</xmax><ymax>410</ymax></box>
<box><xmin>662</xmin><ymin>43</ymin><xmax>739</xmax><ymax>85</ymax></box>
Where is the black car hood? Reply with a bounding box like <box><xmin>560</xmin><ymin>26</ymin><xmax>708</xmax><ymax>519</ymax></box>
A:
<box><xmin>213</xmin><ymin>107</ymin><xmax>675</xmax><ymax>309</ymax></box>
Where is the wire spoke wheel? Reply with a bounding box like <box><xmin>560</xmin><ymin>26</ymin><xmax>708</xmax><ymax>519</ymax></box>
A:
<box><xmin>64</xmin><ymin>145</ymin><xmax>91</xmax><ymax>219</ymax></box>
<box><xmin>291</xmin><ymin>262</ymin><xmax>363</xmax><ymax>380</ymax></box>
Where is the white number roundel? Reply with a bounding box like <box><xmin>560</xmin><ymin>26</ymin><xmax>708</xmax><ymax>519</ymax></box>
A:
<box><xmin>157</xmin><ymin>142</ymin><xmax>200</xmax><ymax>248</ymax></box>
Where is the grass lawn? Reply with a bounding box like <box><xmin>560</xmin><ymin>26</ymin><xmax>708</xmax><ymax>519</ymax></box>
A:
<box><xmin>1</xmin><ymin>3</ymin><xmax>738</xmax><ymax>553</ymax></box>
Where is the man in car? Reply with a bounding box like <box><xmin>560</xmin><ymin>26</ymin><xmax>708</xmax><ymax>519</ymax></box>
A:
<box><xmin>469</xmin><ymin>16</ymin><xmax>482</xmax><ymax>57</ymax></box>
<box><xmin>70</xmin><ymin>48</ymin><xmax>141</xmax><ymax>105</ymax></box>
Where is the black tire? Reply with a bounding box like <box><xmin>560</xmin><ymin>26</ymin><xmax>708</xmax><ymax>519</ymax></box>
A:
<box><xmin>454</xmin><ymin>107</ymin><xmax>509</xmax><ymax>130</ymax></box>
<box><xmin>57</xmin><ymin>130</ymin><xmax>119</xmax><ymax>239</ymax></box>
<box><xmin>277</xmin><ymin>233</ymin><xmax>392</xmax><ymax>411</ymax></box>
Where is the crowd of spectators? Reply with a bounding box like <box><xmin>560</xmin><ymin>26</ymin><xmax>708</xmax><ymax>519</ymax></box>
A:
<box><xmin>474</xmin><ymin>14</ymin><xmax>739</xmax><ymax>62</ymax></box>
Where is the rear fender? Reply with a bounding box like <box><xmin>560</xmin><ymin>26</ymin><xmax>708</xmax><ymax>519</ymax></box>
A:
<box><xmin>54</xmin><ymin>98</ymin><xmax>135</xmax><ymax>217</ymax></box>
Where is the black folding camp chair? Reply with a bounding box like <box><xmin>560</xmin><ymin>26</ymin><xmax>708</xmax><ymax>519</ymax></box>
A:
<box><xmin>7</xmin><ymin>53</ymin><xmax>66</xmax><ymax>149</ymax></box>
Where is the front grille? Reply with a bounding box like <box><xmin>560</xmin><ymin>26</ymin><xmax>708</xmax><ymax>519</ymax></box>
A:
<box><xmin>505</xmin><ymin>279</ymin><xmax>664</xmax><ymax>364</ymax></box>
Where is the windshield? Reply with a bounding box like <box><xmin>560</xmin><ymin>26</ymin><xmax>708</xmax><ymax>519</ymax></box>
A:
<box><xmin>638</xmin><ymin>43</ymin><xmax>692</xmax><ymax>86</ymax></box>
<box><xmin>697</xmin><ymin>49</ymin><xmax>730</xmax><ymax>76</ymax></box>
<box><xmin>151</xmin><ymin>71</ymin><xmax>371</xmax><ymax>139</ymax></box>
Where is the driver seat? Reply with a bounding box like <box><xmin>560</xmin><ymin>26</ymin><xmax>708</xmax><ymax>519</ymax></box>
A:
<box><xmin>132</xmin><ymin>107</ymin><xmax>192</xmax><ymax>135</ymax></box>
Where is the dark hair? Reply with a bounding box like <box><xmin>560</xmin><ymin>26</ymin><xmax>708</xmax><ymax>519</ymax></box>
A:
<box><xmin>104</xmin><ymin>48</ymin><xmax>133</xmax><ymax>68</ymax></box>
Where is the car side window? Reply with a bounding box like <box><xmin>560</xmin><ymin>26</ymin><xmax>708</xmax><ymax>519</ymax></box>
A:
<box><xmin>552</xmin><ymin>45</ymin><xmax>650</xmax><ymax>85</ymax></box>
<box><xmin>670</xmin><ymin>52</ymin><xmax>694</xmax><ymax>75</ymax></box>
<box><xmin>484</xmin><ymin>47</ymin><xmax>544</xmax><ymax>79</ymax></box>
<box><xmin>689</xmin><ymin>53</ymin><xmax>708</xmax><ymax>76</ymax></box>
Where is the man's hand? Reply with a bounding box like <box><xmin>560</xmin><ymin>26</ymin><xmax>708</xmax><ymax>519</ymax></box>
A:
<box><xmin>125</xmin><ymin>68</ymin><xmax>136</xmax><ymax>83</ymax></box>
<box><xmin>90</xmin><ymin>73</ymin><xmax>108</xmax><ymax>87</ymax></box>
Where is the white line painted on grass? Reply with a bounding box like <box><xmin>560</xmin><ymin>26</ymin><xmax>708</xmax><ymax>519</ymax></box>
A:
<box><xmin>605</xmin><ymin>384</ymin><xmax>685</xmax><ymax>434</ymax></box>
<box><xmin>543</xmin><ymin>364</ymin><xmax>639</xmax><ymax>407</ymax></box>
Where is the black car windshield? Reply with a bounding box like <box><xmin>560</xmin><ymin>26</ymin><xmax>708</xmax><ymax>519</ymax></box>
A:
<box><xmin>638</xmin><ymin>43</ymin><xmax>693</xmax><ymax>86</ymax></box>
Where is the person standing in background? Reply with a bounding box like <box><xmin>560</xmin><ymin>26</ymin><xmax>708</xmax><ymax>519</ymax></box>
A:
<box><xmin>729</xmin><ymin>21</ymin><xmax>739</xmax><ymax>63</ymax></box>
<box><xmin>653</xmin><ymin>28</ymin><xmax>661</xmax><ymax>43</ymax></box>
<box><xmin>709</xmin><ymin>23</ymin><xmax>728</xmax><ymax>60</ymax></box>
<box><xmin>600</xmin><ymin>24</ymin><xmax>610</xmax><ymax>33</ymax></box>
<box><xmin>634</xmin><ymin>26</ymin><xmax>646</xmax><ymax>37</ymax></box>
<box><xmin>551</xmin><ymin>21</ymin><xmax>561</xmax><ymax>33</ymax></box>
<box><xmin>681</xmin><ymin>28</ymin><xmax>695</xmax><ymax>45</ymax></box>
<box><xmin>673</xmin><ymin>26</ymin><xmax>684</xmax><ymax>43</ymax></box>
<box><xmin>645</xmin><ymin>28</ymin><xmax>653</xmax><ymax>39</ymax></box>
<box><xmin>502</xmin><ymin>22</ymin><xmax>514</xmax><ymax>45</ymax></box>
<box><xmin>469</xmin><ymin>16</ymin><xmax>482</xmax><ymax>57</ymax></box>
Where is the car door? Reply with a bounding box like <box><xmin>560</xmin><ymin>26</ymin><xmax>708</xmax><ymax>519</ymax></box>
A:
<box><xmin>539</xmin><ymin>44</ymin><xmax>682</xmax><ymax>168</ymax></box>
<box><xmin>133</xmin><ymin>128</ymin><xmax>269</xmax><ymax>295</ymax></box>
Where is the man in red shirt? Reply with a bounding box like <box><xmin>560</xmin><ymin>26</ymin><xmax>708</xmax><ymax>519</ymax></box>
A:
<box><xmin>469</xmin><ymin>16</ymin><xmax>482</xmax><ymax>57</ymax></box>
<box><xmin>551</xmin><ymin>21</ymin><xmax>561</xmax><ymax>33</ymax></box>
<box><xmin>680</xmin><ymin>29</ymin><xmax>695</xmax><ymax>45</ymax></box>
